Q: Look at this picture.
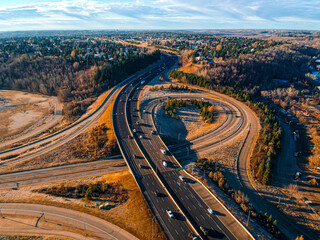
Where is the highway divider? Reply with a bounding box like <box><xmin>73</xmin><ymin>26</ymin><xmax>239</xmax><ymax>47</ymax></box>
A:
<box><xmin>125</xmin><ymin>72</ymin><xmax>203</xmax><ymax>239</ymax></box>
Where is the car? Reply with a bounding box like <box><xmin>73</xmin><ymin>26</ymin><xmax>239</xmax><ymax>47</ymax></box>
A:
<box><xmin>139</xmin><ymin>164</ymin><xmax>142</xmax><ymax>168</ymax></box>
<box><xmin>139</xmin><ymin>135</ymin><xmax>143</xmax><ymax>139</ymax></box>
<box><xmin>188</xmin><ymin>233</ymin><xmax>199</xmax><ymax>240</ymax></box>
<box><xmin>294</xmin><ymin>171</ymin><xmax>301</xmax><ymax>180</ymax></box>
<box><xmin>132</xmin><ymin>154</ymin><xmax>136</xmax><ymax>158</ymax></box>
<box><xmin>294</xmin><ymin>152</ymin><xmax>299</xmax><ymax>157</ymax></box>
<box><xmin>129</xmin><ymin>98</ymin><xmax>132</xmax><ymax>101</ymax></box>
<box><xmin>166</xmin><ymin>209</ymin><xmax>174</xmax><ymax>218</ymax></box>
<box><xmin>128</xmin><ymin>135</ymin><xmax>132</xmax><ymax>139</ymax></box>
<box><xmin>160</xmin><ymin>147</ymin><xmax>167</xmax><ymax>155</ymax></box>
<box><xmin>207</xmin><ymin>208</ymin><xmax>213</xmax><ymax>214</ymax></box>
<box><xmin>200</xmin><ymin>226</ymin><xmax>207</xmax><ymax>235</ymax></box>
<box><xmin>133</xmin><ymin>129</ymin><xmax>137</xmax><ymax>133</ymax></box>
<box><xmin>136</xmin><ymin>121</ymin><xmax>140</xmax><ymax>125</ymax></box>
<box><xmin>317</xmin><ymin>167</ymin><xmax>320</xmax><ymax>172</ymax></box>
<box><xmin>130</xmin><ymin>83</ymin><xmax>133</xmax><ymax>86</ymax></box>
<box><xmin>162</xmin><ymin>160</ymin><xmax>168</xmax><ymax>167</ymax></box>
<box><xmin>179</xmin><ymin>175</ymin><xmax>184</xmax><ymax>182</ymax></box>
<box><xmin>143</xmin><ymin>109</ymin><xmax>146</xmax><ymax>113</ymax></box>
<box><xmin>151</xmin><ymin>130</ymin><xmax>155</xmax><ymax>134</ymax></box>
<box><xmin>304</xmin><ymin>197</ymin><xmax>312</xmax><ymax>204</ymax></box>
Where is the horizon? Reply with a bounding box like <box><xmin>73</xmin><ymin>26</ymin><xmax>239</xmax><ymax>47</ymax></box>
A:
<box><xmin>0</xmin><ymin>0</ymin><xmax>319</xmax><ymax>32</ymax></box>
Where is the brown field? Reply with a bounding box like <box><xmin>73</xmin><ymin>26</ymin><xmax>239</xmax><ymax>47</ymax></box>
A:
<box><xmin>0</xmin><ymin>90</ymin><xmax>54</xmax><ymax>140</ymax></box>
<box><xmin>0</xmin><ymin>171</ymin><xmax>165</xmax><ymax>240</ymax></box>
<box><xmin>0</xmin><ymin>88</ymin><xmax>121</xmax><ymax>174</ymax></box>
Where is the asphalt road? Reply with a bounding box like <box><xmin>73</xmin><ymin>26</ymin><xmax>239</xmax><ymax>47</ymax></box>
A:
<box><xmin>0</xmin><ymin>66</ymin><xmax>152</xmax><ymax>169</ymax></box>
<box><xmin>113</xmin><ymin>54</ymin><xmax>197</xmax><ymax>240</ymax></box>
<box><xmin>0</xmin><ymin>158</ymin><xmax>126</xmax><ymax>190</ymax></box>
<box><xmin>0</xmin><ymin>203</ymin><xmax>139</xmax><ymax>240</ymax></box>
<box><xmin>128</xmin><ymin>89</ymin><xmax>237</xmax><ymax>239</ymax></box>
<box><xmin>204</xmin><ymin>91</ymin><xmax>314</xmax><ymax>239</ymax></box>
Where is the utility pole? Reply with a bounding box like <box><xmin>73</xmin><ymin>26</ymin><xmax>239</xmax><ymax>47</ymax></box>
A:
<box><xmin>246</xmin><ymin>210</ymin><xmax>251</xmax><ymax>226</ymax></box>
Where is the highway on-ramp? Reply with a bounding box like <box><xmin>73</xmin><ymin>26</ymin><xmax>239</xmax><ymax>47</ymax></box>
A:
<box><xmin>0</xmin><ymin>203</ymin><xmax>138</xmax><ymax>240</ymax></box>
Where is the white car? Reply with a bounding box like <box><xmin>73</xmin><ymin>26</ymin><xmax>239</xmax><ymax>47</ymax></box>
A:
<box><xmin>133</xmin><ymin>129</ymin><xmax>137</xmax><ymax>133</ymax></box>
<box><xmin>166</xmin><ymin>209</ymin><xmax>174</xmax><ymax>218</ymax></box>
<box><xmin>139</xmin><ymin>135</ymin><xmax>143</xmax><ymax>139</ymax></box>
<box><xmin>160</xmin><ymin>147</ymin><xmax>167</xmax><ymax>155</ymax></box>
<box><xmin>162</xmin><ymin>160</ymin><xmax>168</xmax><ymax>167</ymax></box>
<box><xmin>207</xmin><ymin>208</ymin><xmax>213</xmax><ymax>214</ymax></box>
<box><xmin>179</xmin><ymin>175</ymin><xmax>184</xmax><ymax>182</ymax></box>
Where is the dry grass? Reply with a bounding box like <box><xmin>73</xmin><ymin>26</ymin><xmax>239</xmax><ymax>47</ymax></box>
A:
<box><xmin>0</xmin><ymin>90</ymin><xmax>52</xmax><ymax>140</ymax></box>
<box><xmin>81</xmin><ymin>88</ymin><xmax>113</xmax><ymax>119</ymax></box>
<box><xmin>179</xmin><ymin>64</ymin><xmax>201</xmax><ymax>74</ymax></box>
<box><xmin>0</xmin><ymin>88</ymin><xmax>121</xmax><ymax>174</ymax></box>
<box><xmin>90</xmin><ymin>86</ymin><xmax>125</xmax><ymax>144</ymax></box>
<box><xmin>186</xmin><ymin>105</ymin><xmax>226</xmax><ymax>141</ymax></box>
<box><xmin>0</xmin><ymin>171</ymin><xmax>165</xmax><ymax>240</ymax></box>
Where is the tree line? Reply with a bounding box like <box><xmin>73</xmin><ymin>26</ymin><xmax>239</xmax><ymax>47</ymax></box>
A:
<box><xmin>0</xmin><ymin>50</ymin><xmax>161</xmax><ymax>120</ymax></box>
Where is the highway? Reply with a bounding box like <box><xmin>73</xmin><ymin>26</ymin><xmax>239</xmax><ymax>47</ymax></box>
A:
<box><xmin>0</xmin><ymin>157</ymin><xmax>125</xmax><ymax>190</ymax></box>
<box><xmin>198</xmin><ymin>90</ymin><xmax>314</xmax><ymax>239</ymax></box>
<box><xmin>0</xmin><ymin>64</ymin><xmax>158</xmax><ymax>169</ymax></box>
<box><xmin>139</xmin><ymin>94</ymin><xmax>245</xmax><ymax>159</ymax></box>
<box><xmin>113</xmin><ymin>53</ymin><xmax>197</xmax><ymax>240</ymax></box>
<box><xmin>126</xmin><ymin>81</ymin><xmax>237</xmax><ymax>239</ymax></box>
<box><xmin>0</xmin><ymin>203</ymin><xmax>139</xmax><ymax>240</ymax></box>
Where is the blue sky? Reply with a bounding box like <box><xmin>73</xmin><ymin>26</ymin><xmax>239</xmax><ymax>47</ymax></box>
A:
<box><xmin>0</xmin><ymin>0</ymin><xmax>319</xmax><ymax>31</ymax></box>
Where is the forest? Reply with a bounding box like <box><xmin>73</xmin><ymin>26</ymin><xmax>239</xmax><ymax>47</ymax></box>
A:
<box><xmin>0</xmin><ymin>49</ymin><xmax>160</xmax><ymax>119</ymax></box>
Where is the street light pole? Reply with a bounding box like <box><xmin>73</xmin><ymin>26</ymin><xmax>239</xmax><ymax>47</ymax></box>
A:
<box><xmin>246</xmin><ymin>210</ymin><xmax>251</xmax><ymax>226</ymax></box>
<box><xmin>152</xmin><ymin>214</ymin><xmax>159</xmax><ymax>238</ymax></box>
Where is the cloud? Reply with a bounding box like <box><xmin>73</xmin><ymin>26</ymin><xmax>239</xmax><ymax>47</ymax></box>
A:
<box><xmin>0</xmin><ymin>0</ymin><xmax>319</xmax><ymax>31</ymax></box>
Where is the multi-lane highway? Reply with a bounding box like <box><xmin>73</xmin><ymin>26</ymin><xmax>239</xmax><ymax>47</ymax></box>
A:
<box><xmin>113</xmin><ymin>53</ymin><xmax>198</xmax><ymax>239</ymax></box>
<box><xmin>113</xmin><ymin>52</ymin><xmax>241</xmax><ymax>240</ymax></box>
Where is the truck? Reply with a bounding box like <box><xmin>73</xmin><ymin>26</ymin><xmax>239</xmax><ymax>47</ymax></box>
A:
<box><xmin>160</xmin><ymin>147</ymin><xmax>167</xmax><ymax>155</ymax></box>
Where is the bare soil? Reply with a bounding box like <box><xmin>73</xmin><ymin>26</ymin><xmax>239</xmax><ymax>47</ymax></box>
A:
<box><xmin>0</xmin><ymin>90</ymin><xmax>54</xmax><ymax>140</ymax></box>
<box><xmin>0</xmin><ymin>89</ymin><xmax>119</xmax><ymax>174</ymax></box>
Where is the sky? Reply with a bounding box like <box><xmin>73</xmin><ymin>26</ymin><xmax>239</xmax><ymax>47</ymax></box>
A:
<box><xmin>0</xmin><ymin>0</ymin><xmax>319</xmax><ymax>31</ymax></box>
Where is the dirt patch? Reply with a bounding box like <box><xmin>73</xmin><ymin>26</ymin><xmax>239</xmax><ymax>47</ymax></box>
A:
<box><xmin>0</xmin><ymin>90</ymin><xmax>54</xmax><ymax>140</ymax></box>
<box><xmin>0</xmin><ymin>171</ymin><xmax>165</xmax><ymax>240</ymax></box>
<box><xmin>0</xmin><ymin>89</ymin><xmax>120</xmax><ymax>174</ymax></box>
<box><xmin>140</xmin><ymin>77</ymin><xmax>226</xmax><ymax>145</ymax></box>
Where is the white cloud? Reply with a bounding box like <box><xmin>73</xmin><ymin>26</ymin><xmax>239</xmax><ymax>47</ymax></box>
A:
<box><xmin>0</xmin><ymin>0</ymin><xmax>319</xmax><ymax>31</ymax></box>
